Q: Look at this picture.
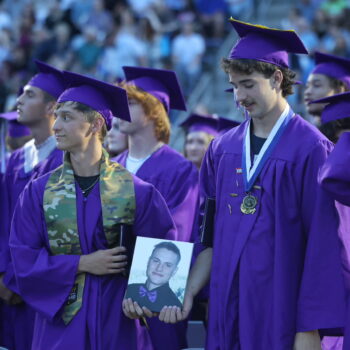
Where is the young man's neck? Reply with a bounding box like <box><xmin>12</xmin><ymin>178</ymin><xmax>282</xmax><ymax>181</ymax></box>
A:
<box><xmin>251</xmin><ymin>98</ymin><xmax>288</xmax><ymax>139</ymax></box>
<box><xmin>128</xmin><ymin>130</ymin><xmax>163</xmax><ymax>159</ymax></box>
<box><xmin>70</xmin><ymin>142</ymin><xmax>102</xmax><ymax>177</ymax></box>
<box><xmin>30</xmin><ymin>119</ymin><xmax>55</xmax><ymax>146</ymax></box>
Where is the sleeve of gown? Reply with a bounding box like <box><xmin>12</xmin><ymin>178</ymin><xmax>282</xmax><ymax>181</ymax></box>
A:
<box><xmin>133</xmin><ymin>177</ymin><xmax>177</xmax><ymax>241</ymax></box>
<box><xmin>191</xmin><ymin>141</ymin><xmax>217</xmax><ymax>256</ymax></box>
<box><xmin>9</xmin><ymin>179</ymin><xmax>80</xmax><ymax>320</ymax></box>
<box><xmin>318</xmin><ymin>132</ymin><xmax>350</xmax><ymax>206</ymax></box>
<box><xmin>163</xmin><ymin>161</ymin><xmax>199</xmax><ymax>242</ymax></box>
<box><xmin>296</xmin><ymin>140</ymin><xmax>348</xmax><ymax>332</ymax></box>
<box><xmin>0</xmin><ymin>168</ymin><xmax>11</xmax><ymax>274</ymax></box>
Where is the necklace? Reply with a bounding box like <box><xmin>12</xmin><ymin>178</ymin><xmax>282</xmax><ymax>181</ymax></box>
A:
<box><xmin>81</xmin><ymin>175</ymin><xmax>100</xmax><ymax>195</ymax></box>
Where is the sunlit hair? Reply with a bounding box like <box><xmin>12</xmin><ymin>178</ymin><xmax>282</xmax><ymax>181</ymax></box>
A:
<box><xmin>326</xmin><ymin>76</ymin><xmax>349</xmax><ymax>93</ymax></box>
<box><xmin>42</xmin><ymin>90</ymin><xmax>57</xmax><ymax>104</ymax></box>
<box><xmin>221</xmin><ymin>58</ymin><xmax>296</xmax><ymax>97</ymax></box>
<box><xmin>55</xmin><ymin>101</ymin><xmax>107</xmax><ymax>141</ymax></box>
<box><xmin>119</xmin><ymin>82</ymin><xmax>170</xmax><ymax>144</ymax></box>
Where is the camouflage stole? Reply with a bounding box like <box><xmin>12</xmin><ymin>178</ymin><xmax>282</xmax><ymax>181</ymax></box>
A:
<box><xmin>43</xmin><ymin>148</ymin><xmax>135</xmax><ymax>324</ymax></box>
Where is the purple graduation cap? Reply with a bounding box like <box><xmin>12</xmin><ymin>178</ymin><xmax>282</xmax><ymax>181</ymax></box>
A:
<box><xmin>309</xmin><ymin>92</ymin><xmax>350</xmax><ymax>124</ymax></box>
<box><xmin>0</xmin><ymin>111</ymin><xmax>31</xmax><ymax>137</ymax></box>
<box><xmin>228</xmin><ymin>18</ymin><xmax>308</xmax><ymax>68</ymax></box>
<box><xmin>122</xmin><ymin>66</ymin><xmax>187</xmax><ymax>113</ymax></box>
<box><xmin>58</xmin><ymin>71</ymin><xmax>131</xmax><ymax>130</ymax></box>
<box><xmin>180</xmin><ymin>113</ymin><xmax>219</xmax><ymax>137</ymax></box>
<box><xmin>8</xmin><ymin>120</ymin><xmax>32</xmax><ymax>137</ymax></box>
<box><xmin>27</xmin><ymin>60</ymin><xmax>66</xmax><ymax>99</ymax></box>
<box><xmin>218</xmin><ymin>116</ymin><xmax>240</xmax><ymax>134</ymax></box>
<box><xmin>311</xmin><ymin>51</ymin><xmax>350</xmax><ymax>89</ymax></box>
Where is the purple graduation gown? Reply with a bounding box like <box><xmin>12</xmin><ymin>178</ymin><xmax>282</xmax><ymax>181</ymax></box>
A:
<box><xmin>319</xmin><ymin>132</ymin><xmax>350</xmax><ymax>206</ymax></box>
<box><xmin>9</xmin><ymin>171</ymin><xmax>176</xmax><ymax>350</ymax></box>
<box><xmin>200</xmin><ymin>115</ymin><xmax>348</xmax><ymax>350</ymax></box>
<box><xmin>114</xmin><ymin>145</ymin><xmax>199</xmax><ymax>350</ymax></box>
<box><xmin>114</xmin><ymin>145</ymin><xmax>199</xmax><ymax>242</ymax></box>
<box><xmin>318</xmin><ymin>132</ymin><xmax>350</xmax><ymax>350</ymax></box>
<box><xmin>0</xmin><ymin>147</ymin><xmax>63</xmax><ymax>350</ymax></box>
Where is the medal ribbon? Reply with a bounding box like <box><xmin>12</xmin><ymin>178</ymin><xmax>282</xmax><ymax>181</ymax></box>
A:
<box><xmin>242</xmin><ymin>105</ymin><xmax>294</xmax><ymax>192</ymax></box>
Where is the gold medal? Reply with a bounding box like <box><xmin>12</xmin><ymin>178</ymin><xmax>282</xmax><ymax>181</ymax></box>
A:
<box><xmin>240</xmin><ymin>194</ymin><xmax>257</xmax><ymax>214</ymax></box>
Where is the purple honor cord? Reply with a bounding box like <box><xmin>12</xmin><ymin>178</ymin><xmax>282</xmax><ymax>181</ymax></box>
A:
<box><xmin>139</xmin><ymin>286</ymin><xmax>158</xmax><ymax>303</ymax></box>
<box><xmin>242</xmin><ymin>106</ymin><xmax>294</xmax><ymax>192</ymax></box>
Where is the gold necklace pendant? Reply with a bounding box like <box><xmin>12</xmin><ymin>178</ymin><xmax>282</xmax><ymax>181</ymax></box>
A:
<box><xmin>240</xmin><ymin>194</ymin><xmax>257</xmax><ymax>214</ymax></box>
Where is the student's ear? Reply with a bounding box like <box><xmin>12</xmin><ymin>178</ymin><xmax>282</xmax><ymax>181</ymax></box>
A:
<box><xmin>272</xmin><ymin>70</ymin><xmax>283</xmax><ymax>89</ymax></box>
<box><xmin>91</xmin><ymin>117</ymin><xmax>104</xmax><ymax>134</ymax></box>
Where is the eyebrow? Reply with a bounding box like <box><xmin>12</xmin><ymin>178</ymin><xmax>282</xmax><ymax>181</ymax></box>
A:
<box><xmin>229</xmin><ymin>79</ymin><xmax>254</xmax><ymax>87</ymax></box>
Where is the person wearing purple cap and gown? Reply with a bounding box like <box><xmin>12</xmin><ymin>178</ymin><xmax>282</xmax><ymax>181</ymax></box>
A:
<box><xmin>115</xmin><ymin>66</ymin><xmax>198</xmax><ymax>350</ymax></box>
<box><xmin>9</xmin><ymin>70</ymin><xmax>177</xmax><ymax>350</ymax></box>
<box><xmin>304</xmin><ymin>51</ymin><xmax>350</xmax><ymax>133</ymax></box>
<box><xmin>155</xmin><ymin>19</ymin><xmax>350</xmax><ymax>350</ymax></box>
<box><xmin>0</xmin><ymin>61</ymin><xmax>66</xmax><ymax>350</ymax></box>
<box><xmin>180</xmin><ymin>113</ymin><xmax>219</xmax><ymax>169</ymax></box>
<box><xmin>318</xmin><ymin>92</ymin><xmax>350</xmax><ymax>207</ymax></box>
<box><xmin>308</xmin><ymin>80</ymin><xmax>350</xmax><ymax>350</ymax></box>
<box><xmin>115</xmin><ymin>66</ymin><xmax>199</xmax><ymax>244</ymax></box>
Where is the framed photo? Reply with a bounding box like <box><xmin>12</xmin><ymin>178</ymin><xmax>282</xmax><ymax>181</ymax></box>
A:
<box><xmin>124</xmin><ymin>237</ymin><xmax>194</xmax><ymax>312</ymax></box>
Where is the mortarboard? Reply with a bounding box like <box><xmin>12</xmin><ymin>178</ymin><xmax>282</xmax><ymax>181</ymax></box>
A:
<box><xmin>58</xmin><ymin>71</ymin><xmax>131</xmax><ymax>130</ymax></box>
<box><xmin>0</xmin><ymin>111</ymin><xmax>31</xmax><ymax>137</ymax></box>
<box><xmin>218</xmin><ymin>116</ymin><xmax>240</xmax><ymax>133</ymax></box>
<box><xmin>122</xmin><ymin>66</ymin><xmax>187</xmax><ymax>113</ymax></box>
<box><xmin>27</xmin><ymin>60</ymin><xmax>66</xmax><ymax>99</ymax></box>
<box><xmin>8</xmin><ymin>120</ymin><xmax>31</xmax><ymax>137</ymax></box>
<box><xmin>180</xmin><ymin>113</ymin><xmax>219</xmax><ymax>137</ymax></box>
<box><xmin>0</xmin><ymin>111</ymin><xmax>18</xmax><ymax>121</ymax></box>
<box><xmin>311</xmin><ymin>51</ymin><xmax>350</xmax><ymax>89</ymax></box>
<box><xmin>228</xmin><ymin>18</ymin><xmax>308</xmax><ymax>68</ymax></box>
<box><xmin>309</xmin><ymin>92</ymin><xmax>350</xmax><ymax>124</ymax></box>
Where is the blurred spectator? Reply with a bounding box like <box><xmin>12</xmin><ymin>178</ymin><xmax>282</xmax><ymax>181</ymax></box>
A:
<box><xmin>172</xmin><ymin>12</ymin><xmax>205</xmax><ymax>97</ymax></box>
<box><xmin>321</xmin><ymin>0</ymin><xmax>348</xmax><ymax>20</ymax></box>
<box><xmin>74</xmin><ymin>26</ymin><xmax>103</xmax><ymax>74</ymax></box>
<box><xmin>85</xmin><ymin>0</ymin><xmax>114</xmax><ymax>35</ymax></box>
<box><xmin>225</xmin><ymin>0</ymin><xmax>253</xmax><ymax>21</ymax></box>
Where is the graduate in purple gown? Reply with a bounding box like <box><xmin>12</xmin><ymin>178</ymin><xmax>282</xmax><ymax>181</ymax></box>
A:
<box><xmin>0</xmin><ymin>61</ymin><xmax>66</xmax><ymax>350</ymax></box>
<box><xmin>115</xmin><ymin>66</ymin><xmax>199</xmax><ymax>243</ymax></box>
<box><xmin>9</xmin><ymin>70</ymin><xmax>176</xmax><ymax>350</ymax></box>
<box><xmin>316</xmin><ymin>92</ymin><xmax>350</xmax><ymax>350</ymax></box>
<box><xmin>304</xmin><ymin>51</ymin><xmax>350</xmax><ymax>133</ymax></box>
<box><xmin>180</xmin><ymin>113</ymin><xmax>219</xmax><ymax>169</ymax></box>
<box><xmin>317</xmin><ymin>92</ymin><xmax>350</xmax><ymax>205</ymax></box>
<box><xmin>115</xmin><ymin>67</ymin><xmax>198</xmax><ymax>350</ymax></box>
<box><xmin>155</xmin><ymin>19</ymin><xmax>350</xmax><ymax>350</ymax></box>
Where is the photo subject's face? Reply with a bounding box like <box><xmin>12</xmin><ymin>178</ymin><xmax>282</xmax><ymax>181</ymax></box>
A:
<box><xmin>146</xmin><ymin>248</ymin><xmax>179</xmax><ymax>288</ymax></box>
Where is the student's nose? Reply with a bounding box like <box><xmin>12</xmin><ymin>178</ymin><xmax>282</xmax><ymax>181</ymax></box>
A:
<box><xmin>52</xmin><ymin>118</ymin><xmax>61</xmax><ymax>132</ymax></box>
<box><xmin>235</xmin><ymin>88</ymin><xmax>247</xmax><ymax>104</ymax></box>
<box><xmin>16</xmin><ymin>93</ymin><xmax>24</xmax><ymax>106</ymax></box>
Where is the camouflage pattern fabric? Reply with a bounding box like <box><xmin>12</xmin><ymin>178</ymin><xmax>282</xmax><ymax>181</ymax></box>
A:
<box><xmin>43</xmin><ymin>148</ymin><xmax>135</xmax><ymax>324</ymax></box>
